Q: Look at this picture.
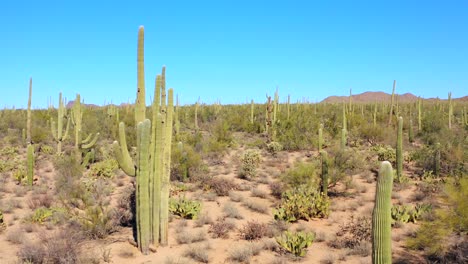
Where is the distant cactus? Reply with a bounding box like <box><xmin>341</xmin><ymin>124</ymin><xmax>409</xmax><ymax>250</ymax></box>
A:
<box><xmin>320</xmin><ymin>150</ymin><xmax>328</xmax><ymax>196</ymax></box>
<box><xmin>50</xmin><ymin>92</ymin><xmax>70</xmax><ymax>154</ymax></box>
<box><xmin>341</xmin><ymin>128</ymin><xmax>346</xmax><ymax>150</ymax></box>
<box><xmin>372</xmin><ymin>161</ymin><xmax>393</xmax><ymax>264</ymax></box>
<box><xmin>318</xmin><ymin>124</ymin><xmax>323</xmax><ymax>152</ymax></box>
<box><xmin>250</xmin><ymin>99</ymin><xmax>254</xmax><ymax>124</ymax></box>
<box><xmin>448</xmin><ymin>92</ymin><xmax>453</xmax><ymax>129</ymax></box>
<box><xmin>26</xmin><ymin>78</ymin><xmax>34</xmax><ymax>186</ymax></box>
<box><xmin>396</xmin><ymin>116</ymin><xmax>403</xmax><ymax>182</ymax></box>
<box><xmin>388</xmin><ymin>80</ymin><xmax>396</xmax><ymax>126</ymax></box>
<box><xmin>434</xmin><ymin>143</ymin><xmax>441</xmax><ymax>176</ymax></box>
<box><xmin>71</xmin><ymin>93</ymin><xmax>99</xmax><ymax>164</ymax></box>
<box><xmin>408</xmin><ymin>118</ymin><xmax>414</xmax><ymax>143</ymax></box>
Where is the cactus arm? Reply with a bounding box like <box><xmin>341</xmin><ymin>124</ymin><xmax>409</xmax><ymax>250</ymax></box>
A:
<box><xmin>112</xmin><ymin>122</ymin><xmax>136</xmax><ymax>176</ymax></box>
<box><xmin>51</xmin><ymin>119</ymin><xmax>58</xmax><ymax>141</ymax></box>
<box><xmin>81</xmin><ymin>133</ymin><xmax>93</xmax><ymax>145</ymax></box>
<box><xmin>62</xmin><ymin>117</ymin><xmax>70</xmax><ymax>141</ymax></box>
<box><xmin>82</xmin><ymin>133</ymin><xmax>100</xmax><ymax>149</ymax></box>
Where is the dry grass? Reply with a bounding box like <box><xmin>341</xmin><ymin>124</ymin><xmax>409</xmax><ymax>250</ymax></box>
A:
<box><xmin>223</xmin><ymin>202</ymin><xmax>244</xmax><ymax>219</ymax></box>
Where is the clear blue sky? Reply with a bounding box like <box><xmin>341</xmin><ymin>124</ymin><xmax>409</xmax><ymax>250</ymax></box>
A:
<box><xmin>1</xmin><ymin>0</ymin><xmax>467</xmax><ymax>109</ymax></box>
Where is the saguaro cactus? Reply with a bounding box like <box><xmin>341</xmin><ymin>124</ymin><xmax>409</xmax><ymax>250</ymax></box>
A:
<box><xmin>113</xmin><ymin>26</ymin><xmax>174</xmax><ymax>254</ymax></box>
<box><xmin>320</xmin><ymin>150</ymin><xmax>328</xmax><ymax>196</ymax></box>
<box><xmin>50</xmin><ymin>93</ymin><xmax>70</xmax><ymax>154</ymax></box>
<box><xmin>71</xmin><ymin>93</ymin><xmax>99</xmax><ymax>164</ymax></box>
<box><xmin>408</xmin><ymin>119</ymin><xmax>414</xmax><ymax>143</ymax></box>
<box><xmin>26</xmin><ymin>78</ymin><xmax>32</xmax><ymax>144</ymax></box>
<box><xmin>372</xmin><ymin>161</ymin><xmax>393</xmax><ymax>264</ymax></box>
<box><xmin>318</xmin><ymin>123</ymin><xmax>323</xmax><ymax>152</ymax></box>
<box><xmin>418</xmin><ymin>97</ymin><xmax>422</xmax><ymax>131</ymax></box>
<box><xmin>250</xmin><ymin>99</ymin><xmax>254</xmax><ymax>124</ymax></box>
<box><xmin>26</xmin><ymin>78</ymin><xmax>34</xmax><ymax>186</ymax></box>
<box><xmin>340</xmin><ymin>128</ymin><xmax>346</xmax><ymax>150</ymax></box>
<box><xmin>434</xmin><ymin>143</ymin><xmax>441</xmax><ymax>176</ymax></box>
<box><xmin>396</xmin><ymin>116</ymin><xmax>403</xmax><ymax>182</ymax></box>
<box><xmin>448</xmin><ymin>92</ymin><xmax>453</xmax><ymax>129</ymax></box>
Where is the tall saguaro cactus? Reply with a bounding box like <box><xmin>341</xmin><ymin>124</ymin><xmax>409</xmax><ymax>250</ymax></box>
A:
<box><xmin>50</xmin><ymin>92</ymin><xmax>70</xmax><ymax>154</ymax></box>
<box><xmin>448</xmin><ymin>92</ymin><xmax>453</xmax><ymax>129</ymax></box>
<box><xmin>320</xmin><ymin>150</ymin><xmax>328</xmax><ymax>196</ymax></box>
<box><xmin>26</xmin><ymin>78</ymin><xmax>34</xmax><ymax>186</ymax></box>
<box><xmin>71</xmin><ymin>94</ymin><xmax>100</xmax><ymax>164</ymax></box>
<box><xmin>396</xmin><ymin>116</ymin><xmax>403</xmax><ymax>182</ymax></box>
<box><xmin>250</xmin><ymin>99</ymin><xmax>254</xmax><ymax>124</ymax></box>
<box><xmin>372</xmin><ymin>161</ymin><xmax>393</xmax><ymax>264</ymax></box>
<box><xmin>113</xmin><ymin>26</ymin><xmax>174</xmax><ymax>254</ymax></box>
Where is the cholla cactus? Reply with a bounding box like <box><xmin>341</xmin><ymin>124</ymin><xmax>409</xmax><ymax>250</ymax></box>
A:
<box><xmin>239</xmin><ymin>149</ymin><xmax>261</xmax><ymax>179</ymax></box>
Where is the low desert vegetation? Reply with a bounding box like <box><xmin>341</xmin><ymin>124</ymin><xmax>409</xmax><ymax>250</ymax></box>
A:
<box><xmin>0</xmin><ymin>26</ymin><xmax>465</xmax><ymax>264</ymax></box>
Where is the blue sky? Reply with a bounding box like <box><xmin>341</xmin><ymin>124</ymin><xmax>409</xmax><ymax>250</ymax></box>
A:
<box><xmin>1</xmin><ymin>1</ymin><xmax>467</xmax><ymax>108</ymax></box>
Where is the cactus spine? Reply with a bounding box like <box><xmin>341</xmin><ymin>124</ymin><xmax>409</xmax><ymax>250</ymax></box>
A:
<box><xmin>112</xmin><ymin>26</ymin><xmax>174</xmax><ymax>253</ymax></box>
<box><xmin>50</xmin><ymin>93</ymin><xmax>70</xmax><ymax>154</ymax></box>
<box><xmin>320</xmin><ymin>150</ymin><xmax>328</xmax><ymax>196</ymax></box>
<box><xmin>396</xmin><ymin>116</ymin><xmax>403</xmax><ymax>182</ymax></box>
<box><xmin>372</xmin><ymin>161</ymin><xmax>393</xmax><ymax>264</ymax></box>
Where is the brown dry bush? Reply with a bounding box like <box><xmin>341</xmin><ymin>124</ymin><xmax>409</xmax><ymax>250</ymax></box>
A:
<box><xmin>209</xmin><ymin>217</ymin><xmax>236</xmax><ymax>239</ymax></box>
<box><xmin>238</xmin><ymin>221</ymin><xmax>270</xmax><ymax>240</ymax></box>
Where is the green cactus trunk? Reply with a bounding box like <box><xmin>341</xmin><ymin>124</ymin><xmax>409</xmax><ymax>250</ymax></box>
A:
<box><xmin>396</xmin><ymin>116</ymin><xmax>403</xmax><ymax>182</ymax></box>
<box><xmin>320</xmin><ymin>151</ymin><xmax>328</xmax><ymax>196</ymax></box>
<box><xmin>342</xmin><ymin>104</ymin><xmax>347</xmax><ymax>131</ymax></box>
<box><xmin>136</xmin><ymin>120</ymin><xmax>151</xmax><ymax>254</ymax></box>
<box><xmin>434</xmin><ymin>143</ymin><xmax>440</xmax><ymax>176</ymax></box>
<box><xmin>113</xmin><ymin>26</ymin><xmax>174</xmax><ymax>254</ymax></box>
<box><xmin>27</xmin><ymin>78</ymin><xmax>32</xmax><ymax>144</ymax></box>
<box><xmin>408</xmin><ymin>119</ymin><xmax>414</xmax><ymax>143</ymax></box>
<box><xmin>287</xmin><ymin>95</ymin><xmax>290</xmax><ymax>121</ymax></box>
<box><xmin>372</xmin><ymin>161</ymin><xmax>393</xmax><ymax>264</ymax></box>
<box><xmin>448</xmin><ymin>92</ymin><xmax>452</xmax><ymax>129</ymax></box>
<box><xmin>194</xmin><ymin>101</ymin><xmax>199</xmax><ymax>130</ymax></box>
<box><xmin>318</xmin><ymin>124</ymin><xmax>323</xmax><ymax>152</ymax></box>
<box><xmin>135</xmin><ymin>27</ymin><xmax>146</xmax><ymax>124</ymax></box>
<box><xmin>340</xmin><ymin>128</ymin><xmax>346</xmax><ymax>150</ymax></box>
<box><xmin>250</xmin><ymin>99</ymin><xmax>254</xmax><ymax>124</ymax></box>
<box><xmin>51</xmin><ymin>93</ymin><xmax>70</xmax><ymax>154</ymax></box>
<box><xmin>72</xmin><ymin>94</ymin><xmax>99</xmax><ymax>164</ymax></box>
<box><xmin>418</xmin><ymin>98</ymin><xmax>422</xmax><ymax>131</ymax></box>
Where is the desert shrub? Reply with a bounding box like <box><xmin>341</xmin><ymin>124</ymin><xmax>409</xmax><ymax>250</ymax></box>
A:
<box><xmin>29</xmin><ymin>207</ymin><xmax>55</xmax><ymax>224</ymax></box>
<box><xmin>89</xmin><ymin>159</ymin><xmax>118</xmax><ymax>178</ymax></box>
<box><xmin>17</xmin><ymin>228</ymin><xmax>85</xmax><ymax>264</ymax></box>
<box><xmin>407</xmin><ymin>177</ymin><xmax>468</xmax><ymax>261</ymax></box>
<box><xmin>78</xmin><ymin>205</ymin><xmax>117</xmax><ymax>239</ymax></box>
<box><xmin>242</xmin><ymin>199</ymin><xmax>269</xmax><ymax>214</ymax></box>
<box><xmin>269</xmin><ymin>181</ymin><xmax>286</xmax><ymax>199</ymax></box>
<box><xmin>266</xmin><ymin>141</ymin><xmax>283</xmax><ymax>156</ymax></box>
<box><xmin>28</xmin><ymin>194</ymin><xmax>54</xmax><ymax>210</ymax></box>
<box><xmin>171</xmin><ymin>142</ymin><xmax>203</xmax><ymax>182</ymax></box>
<box><xmin>12</xmin><ymin>166</ymin><xmax>27</xmax><ymax>185</ymax></box>
<box><xmin>209</xmin><ymin>218</ymin><xmax>236</xmax><ymax>239</ymax></box>
<box><xmin>372</xmin><ymin>144</ymin><xmax>396</xmax><ymax>163</ymax></box>
<box><xmin>202</xmin><ymin>176</ymin><xmax>238</xmax><ymax>196</ymax></box>
<box><xmin>391</xmin><ymin>203</ymin><xmax>432</xmax><ymax>225</ymax></box>
<box><xmin>183</xmin><ymin>243</ymin><xmax>210</xmax><ymax>263</ymax></box>
<box><xmin>238</xmin><ymin>221</ymin><xmax>269</xmax><ymax>240</ymax></box>
<box><xmin>358</xmin><ymin>123</ymin><xmax>385</xmax><ymax>145</ymax></box>
<box><xmin>239</xmin><ymin>149</ymin><xmax>262</xmax><ymax>179</ymax></box>
<box><xmin>333</xmin><ymin>215</ymin><xmax>371</xmax><ymax>249</ymax></box>
<box><xmin>169</xmin><ymin>196</ymin><xmax>201</xmax><ymax>219</ymax></box>
<box><xmin>275</xmin><ymin>231</ymin><xmax>315</xmax><ymax>257</ymax></box>
<box><xmin>223</xmin><ymin>203</ymin><xmax>243</xmax><ymax>219</ymax></box>
<box><xmin>114</xmin><ymin>185</ymin><xmax>135</xmax><ymax>227</ymax></box>
<box><xmin>280</xmin><ymin>162</ymin><xmax>318</xmax><ymax>188</ymax></box>
<box><xmin>176</xmin><ymin>228</ymin><xmax>207</xmax><ymax>244</ymax></box>
<box><xmin>0</xmin><ymin>210</ymin><xmax>5</xmax><ymax>232</ymax></box>
<box><xmin>38</xmin><ymin>145</ymin><xmax>54</xmax><ymax>155</ymax></box>
<box><xmin>273</xmin><ymin>185</ymin><xmax>330</xmax><ymax>222</ymax></box>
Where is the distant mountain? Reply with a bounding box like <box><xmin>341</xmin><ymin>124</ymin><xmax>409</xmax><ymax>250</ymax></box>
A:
<box><xmin>66</xmin><ymin>100</ymin><xmax>100</xmax><ymax>109</ymax></box>
<box><xmin>321</xmin><ymin>91</ymin><xmax>420</xmax><ymax>103</ymax></box>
